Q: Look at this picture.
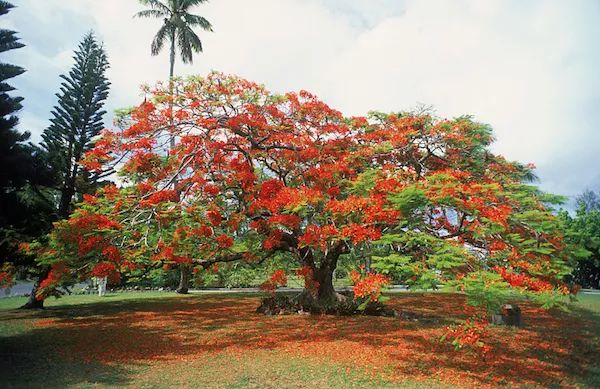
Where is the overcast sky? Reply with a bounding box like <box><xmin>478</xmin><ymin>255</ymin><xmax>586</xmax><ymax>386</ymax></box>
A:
<box><xmin>1</xmin><ymin>0</ymin><xmax>599</xmax><ymax>201</ymax></box>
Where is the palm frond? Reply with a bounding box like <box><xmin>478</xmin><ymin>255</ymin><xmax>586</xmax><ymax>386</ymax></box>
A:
<box><xmin>177</xmin><ymin>28</ymin><xmax>192</xmax><ymax>63</ymax></box>
<box><xmin>134</xmin><ymin>9</ymin><xmax>168</xmax><ymax>19</ymax></box>
<box><xmin>176</xmin><ymin>25</ymin><xmax>203</xmax><ymax>63</ymax></box>
<box><xmin>138</xmin><ymin>0</ymin><xmax>171</xmax><ymax>13</ymax></box>
<box><xmin>183</xmin><ymin>14</ymin><xmax>212</xmax><ymax>31</ymax></box>
<box><xmin>179</xmin><ymin>0</ymin><xmax>210</xmax><ymax>11</ymax></box>
<box><xmin>151</xmin><ymin>23</ymin><xmax>172</xmax><ymax>56</ymax></box>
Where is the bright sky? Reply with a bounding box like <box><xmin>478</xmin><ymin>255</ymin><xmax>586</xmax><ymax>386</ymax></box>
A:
<box><xmin>2</xmin><ymin>0</ymin><xmax>599</xmax><ymax>200</ymax></box>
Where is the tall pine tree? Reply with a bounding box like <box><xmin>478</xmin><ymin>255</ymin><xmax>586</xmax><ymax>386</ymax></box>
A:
<box><xmin>0</xmin><ymin>1</ymin><xmax>26</xmax><ymax>183</ymax></box>
<box><xmin>1</xmin><ymin>1</ymin><xmax>56</xmax><ymax>308</ymax></box>
<box><xmin>0</xmin><ymin>0</ymin><xmax>27</xmax><ymax>267</ymax></box>
<box><xmin>42</xmin><ymin>32</ymin><xmax>110</xmax><ymax>218</ymax></box>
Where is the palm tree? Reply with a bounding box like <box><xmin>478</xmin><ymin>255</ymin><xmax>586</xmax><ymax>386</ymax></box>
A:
<box><xmin>135</xmin><ymin>0</ymin><xmax>212</xmax><ymax>80</ymax></box>
<box><xmin>135</xmin><ymin>1</ymin><xmax>212</xmax><ymax>295</ymax></box>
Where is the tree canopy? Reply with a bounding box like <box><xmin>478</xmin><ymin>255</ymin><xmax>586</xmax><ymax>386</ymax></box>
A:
<box><xmin>30</xmin><ymin>73</ymin><xmax>578</xmax><ymax>318</ymax></box>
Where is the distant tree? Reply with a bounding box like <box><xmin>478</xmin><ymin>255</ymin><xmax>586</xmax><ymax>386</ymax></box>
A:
<box><xmin>135</xmin><ymin>0</ymin><xmax>212</xmax><ymax>80</ymax></box>
<box><xmin>41</xmin><ymin>32</ymin><xmax>110</xmax><ymax>218</ymax></box>
<box><xmin>562</xmin><ymin>190</ymin><xmax>600</xmax><ymax>289</ymax></box>
<box><xmin>0</xmin><ymin>1</ymin><xmax>56</xmax><ymax>308</ymax></box>
<box><xmin>576</xmin><ymin>189</ymin><xmax>600</xmax><ymax>213</ymax></box>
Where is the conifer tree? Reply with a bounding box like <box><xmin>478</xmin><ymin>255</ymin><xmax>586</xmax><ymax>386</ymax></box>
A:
<box><xmin>42</xmin><ymin>32</ymin><xmax>110</xmax><ymax>218</ymax></box>
<box><xmin>0</xmin><ymin>1</ymin><xmax>26</xmax><ymax>165</ymax></box>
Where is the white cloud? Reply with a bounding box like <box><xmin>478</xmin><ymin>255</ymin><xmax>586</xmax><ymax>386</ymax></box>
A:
<box><xmin>3</xmin><ymin>0</ymin><xmax>599</xmax><ymax>198</ymax></box>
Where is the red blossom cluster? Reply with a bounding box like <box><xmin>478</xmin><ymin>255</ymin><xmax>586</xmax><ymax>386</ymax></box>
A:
<box><xmin>216</xmin><ymin>234</ymin><xmax>234</xmax><ymax>249</ymax></box>
<box><xmin>37</xmin><ymin>262</ymin><xmax>70</xmax><ymax>301</ymax></box>
<box><xmin>140</xmin><ymin>189</ymin><xmax>178</xmax><ymax>207</ymax></box>
<box><xmin>203</xmin><ymin>184</ymin><xmax>220</xmax><ymax>196</ymax></box>
<box><xmin>298</xmin><ymin>225</ymin><xmax>338</xmax><ymax>250</ymax></box>
<box><xmin>101</xmin><ymin>245</ymin><xmax>122</xmax><ymax>262</ymax></box>
<box><xmin>206</xmin><ymin>210</ymin><xmax>222</xmax><ymax>226</ymax></box>
<box><xmin>137</xmin><ymin>182</ymin><xmax>154</xmax><ymax>194</ymax></box>
<box><xmin>81</xmin><ymin>130</ymin><xmax>116</xmax><ymax>172</ymax></box>
<box><xmin>262</xmin><ymin>229</ymin><xmax>283</xmax><ymax>250</ymax></box>
<box><xmin>489</xmin><ymin>240</ymin><xmax>509</xmax><ymax>252</ymax></box>
<box><xmin>268</xmin><ymin>214</ymin><xmax>301</xmax><ymax>230</ymax></box>
<box><xmin>260</xmin><ymin>269</ymin><xmax>288</xmax><ymax>294</ymax></box>
<box><xmin>122</xmin><ymin>151</ymin><xmax>160</xmax><ymax>174</ymax></box>
<box><xmin>326</xmin><ymin>195</ymin><xmax>400</xmax><ymax>225</ymax></box>
<box><xmin>480</xmin><ymin>204</ymin><xmax>512</xmax><ymax>227</ymax></box>
<box><xmin>151</xmin><ymin>244</ymin><xmax>192</xmax><ymax>264</ymax></box>
<box><xmin>443</xmin><ymin>318</ymin><xmax>491</xmax><ymax>357</ymax></box>
<box><xmin>68</xmin><ymin>211</ymin><xmax>122</xmax><ymax>231</ymax></box>
<box><xmin>0</xmin><ymin>271</ymin><xmax>12</xmax><ymax>288</ymax></box>
<box><xmin>251</xmin><ymin>185</ymin><xmax>323</xmax><ymax>215</ymax></box>
<box><xmin>494</xmin><ymin>267</ymin><xmax>554</xmax><ymax>292</ymax></box>
<box><xmin>83</xmin><ymin>194</ymin><xmax>97</xmax><ymax>204</ymax></box>
<box><xmin>341</xmin><ymin>224</ymin><xmax>381</xmax><ymax>244</ymax></box>
<box><xmin>78</xmin><ymin>236</ymin><xmax>104</xmax><ymax>255</ymax></box>
<box><xmin>191</xmin><ymin>225</ymin><xmax>213</xmax><ymax>238</ymax></box>
<box><xmin>350</xmin><ymin>270</ymin><xmax>390</xmax><ymax>302</ymax></box>
<box><xmin>91</xmin><ymin>262</ymin><xmax>121</xmax><ymax>283</ymax></box>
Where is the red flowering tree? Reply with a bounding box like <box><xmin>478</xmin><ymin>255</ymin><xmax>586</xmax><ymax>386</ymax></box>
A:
<box><xmin>34</xmin><ymin>73</ymin><xmax>578</xmax><ymax>316</ymax></box>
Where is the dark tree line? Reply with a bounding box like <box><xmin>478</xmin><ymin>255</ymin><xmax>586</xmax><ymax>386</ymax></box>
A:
<box><xmin>0</xmin><ymin>1</ymin><xmax>55</xmax><ymax>293</ymax></box>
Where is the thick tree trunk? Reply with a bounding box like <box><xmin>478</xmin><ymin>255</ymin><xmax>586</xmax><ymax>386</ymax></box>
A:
<box><xmin>299</xmin><ymin>241</ymin><xmax>349</xmax><ymax>310</ymax></box>
<box><xmin>20</xmin><ymin>278</ymin><xmax>45</xmax><ymax>309</ymax></box>
<box><xmin>176</xmin><ymin>264</ymin><xmax>190</xmax><ymax>294</ymax></box>
<box><xmin>314</xmin><ymin>265</ymin><xmax>338</xmax><ymax>303</ymax></box>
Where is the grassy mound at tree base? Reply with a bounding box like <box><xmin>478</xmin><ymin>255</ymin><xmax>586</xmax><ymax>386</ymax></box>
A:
<box><xmin>256</xmin><ymin>291</ymin><xmax>396</xmax><ymax>317</ymax></box>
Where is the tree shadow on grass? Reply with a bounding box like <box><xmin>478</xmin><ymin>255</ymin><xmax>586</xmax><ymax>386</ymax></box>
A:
<box><xmin>0</xmin><ymin>293</ymin><xmax>598</xmax><ymax>388</ymax></box>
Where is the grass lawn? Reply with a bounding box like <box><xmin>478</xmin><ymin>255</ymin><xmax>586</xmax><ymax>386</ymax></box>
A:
<box><xmin>0</xmin><ymin>292</ymin><xmax>598</xmax><ymax>389</ymax></box>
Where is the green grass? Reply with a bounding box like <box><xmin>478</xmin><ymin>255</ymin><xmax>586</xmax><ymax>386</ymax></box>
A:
<box><xmin>0</xmin><ymin>291</ymin><xmax>184</xmax><ymax>311</ymax></box>
<box><xmin>0</xmin><ymin>291</ymin><xmax>598</xmax><ymax>388</ymax></box>
<box><xmin>132</xmin><ymin>352</ymin><xmax>453</xmax><ymax>389</ymax></box>
<box><xmin>0</xmin><ymin>292</ymin><xmax>449</xmax><ymax>389</ymax></box>
<box><xmin>574</xmin><ymin>293</ymin><xmax>600</xmax><ymax>314</ymax></box>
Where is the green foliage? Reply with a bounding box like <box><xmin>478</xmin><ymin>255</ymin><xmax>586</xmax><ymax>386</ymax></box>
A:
<box><xmin>388</xmin><ymin>186</ymin><xmax>429</xmax><ymax>219</ymax></box>
<box><xmin>220</xmin><ymin>266</ymin><xmax>261</xmax><ymax>288</ymax></box>
<box><xmin>447</xmin><ymin>271</ymin><xmax>516</xmax><ymax>313</ymax></box>
<box><xmin>349</xmin><ymin>169</ymin><xmax>379</xmax><ymax>195</ymax></box>
<box><xmin>561</xmin><ymin>191</ymin><xmax>600</xmax><ymax>289</ymax></box>
<box><xmin>373</xmin><ymin>232</ymin><xmax>470</xmax><ymax>290</ymax></box>
<box><xmin>372</xmin><ymin>176</ymin><xmax>577</xmax><ymax>314</ymax></box>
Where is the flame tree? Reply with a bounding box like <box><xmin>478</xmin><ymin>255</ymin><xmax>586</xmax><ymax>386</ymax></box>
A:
<box><xmin>31</xmin><ymin>73</ymin><xmax>578</xmax><ymax>314</ymax></box>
